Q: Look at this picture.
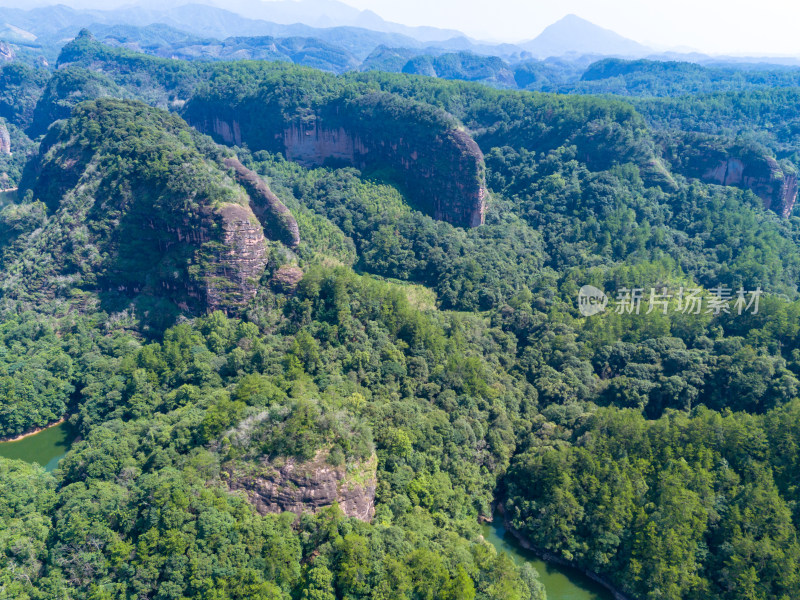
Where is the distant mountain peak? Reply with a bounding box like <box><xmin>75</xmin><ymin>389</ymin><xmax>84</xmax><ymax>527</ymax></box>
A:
<box><xmin>522</xmin><ymin>14</ymin><xmax>650</xmax><ymax>58</ymax></box>
<box><xmin>558</xmin><ymin>13</ymin><xmax>594</xmax><ymax>24</ymax></box>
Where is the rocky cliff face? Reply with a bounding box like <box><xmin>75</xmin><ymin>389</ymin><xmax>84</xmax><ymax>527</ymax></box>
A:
<box><xmin>433</xmin><ymin>129</ymin><xmax>487</xmax><ymax>227</ymax></box>
<box><xmin>271</xmin><ymin>265</ymin><xmax>304</xmax><ymax>292</ymax></box>
<box><xmin>0</xmin><ymin>121</ymin><xmax>10</xmax><ymax>155</ymax></box>
<box><xmin>276</xmin><ymin>119</ymin><xmax>487</xmax><ymax>228</ymax></box>
<box><xmin>148</xmin><ymin>206</ymin><xmax>266</xmax><ymax>311</ymax></box>
<box><xmin>211</xmin><ymin>117</ymin><xmax>243</xmax><ymax>146</ymax></box>
<box><xmin>12</xmin><ymin>100</ymin><xmax>272</xmax><ymax>313</ymax></box>
<box><xmin>661</xmin><ymin>135</ymin><xmax>797</xmax><ymax>218</ymax></box>
<box><xmin>0</xmin><ymin>42</ymin><xmax>15</xmax><ymax>63</ymax></box>
<box><xmin>281</xmin><ymin>122</ymin><xmax>368</xmax><ymax>165</ymax></box>
<box><xmin>778</xmin><ymin>175</ymin><xmax>799</xmax><ymax>218</ymax></box>
<box><xmin>205</xmin><ymin>204</ymin><xmax>269</xmax><ymax>311</ymax></box>
<box><xmin>222</xmin><ymin>157</ymin><xmax>300</xmax><ymax>248</ymax></box>
<box><xmin>702</xmin><ymin>156</ymin><xmax>797</xmax><ymax>218</ymax></box>
<box><xmin>228</xmin><ymin>450</ymin><xmax>377</xmax><ymax>522</ymax></box>
<box><xmin>184</xmin><ymin>92</ymin><xmax>488</xmax><ymax>229</ymax></box>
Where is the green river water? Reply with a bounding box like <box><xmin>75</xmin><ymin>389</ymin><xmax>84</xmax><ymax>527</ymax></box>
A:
<box><xmin>0</xmin><ymin>421</ymin><xmax>77</xmax><ymax>472</ymax></box>
<box><xmin>481</xmin><ymin>517</ymin><xmax>614</xmax><ymax>600</ymax></box>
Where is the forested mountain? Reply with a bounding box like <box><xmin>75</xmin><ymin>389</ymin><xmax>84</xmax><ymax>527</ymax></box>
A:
<box><xmin>0</xmin><ymin>3</ymin><xmax>430</xmax><ymax>60</ymax></box>
<box><xmin>6</xmin><ymin>1</ymin><xmax>800</xmax><ymax>99</ymax></box>
<box><xmin>1</xmin><ymin>23</ymin><xmax>800</xmax><ymax>600</ymax></box>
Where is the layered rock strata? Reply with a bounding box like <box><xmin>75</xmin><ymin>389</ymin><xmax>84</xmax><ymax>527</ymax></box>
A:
<box><xmin>228</xmin><ymin>451</ymin><xmax>377</xmax><ymax>522</ymax></box>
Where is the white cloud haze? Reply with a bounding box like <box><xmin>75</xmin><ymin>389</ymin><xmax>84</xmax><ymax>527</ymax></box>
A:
<box><xmin>1</xmin><ymin>0</ymin><xmax>797</xmax><ymax>56</ymax></box>
<box><xmin>341</xmin><ymin>0</ymin><xmax>800</xmax><ymax>55</ymax></box>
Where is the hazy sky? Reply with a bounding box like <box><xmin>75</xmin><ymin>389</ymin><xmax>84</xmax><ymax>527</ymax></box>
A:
<box><xmin>342</xmin><ymin>0</ymin><xmax>800</xmax><ymax>55</ymax></box>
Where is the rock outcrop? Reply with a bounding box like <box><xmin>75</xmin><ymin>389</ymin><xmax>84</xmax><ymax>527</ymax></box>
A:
<box><xmin>281</xmin><ymin>122</ymin><xmax>368</xmax><ymax>166</ymax></box>
<box><xmin>206</xmin><ymin>204</ymin><xmax>269</xmax><ymax>311</ymax></box>
<box><xmin>0</xmin><ymin>121</ymin><xmax>10</xmax><ymax>155</ymax></box>
<box><xmin>228</xmin><ymin>450</ymin><xmax>377</xmax><ymax>522</ymax></box>
<box><xmin>0</xmin><ymin>42</ymin><xmax>15</xmax><ymax>63</ymax></box>
<box><xmin>271</xmin><ymin>265</ymin><xmax>304</xmax><ymax>291</ymax></box>
<box><xmin>222</xmin><ymin>157</ymin><xmax>300</xmax><ymax>248</ymax></box>
<box><xmin>211</xmin><ymin>118</ymin><xmax>243</xmax><ymax>146</ymax></box>
<box><xmin>14</xmin><ymin>99</ymin><xmax>271</xmax><ymax>312</ymax></box>
<box><xmin>661</xmin><ymin>135</ymin><xmax>797</xmax><ymax>217</ymax></box>
<box><xmin>701</xmin><ymin>156</ymin><xmax>797</xmax><ymax>218</ymax></box>
<box><xmin>278</xmin><ymin>119</ymin><xmax>487</xmax><ymax>227</ymax></box>
<box><xmin>185</xmin><ymin>91</ymin><xmax>488</xmax><ymax>228</ymax></box>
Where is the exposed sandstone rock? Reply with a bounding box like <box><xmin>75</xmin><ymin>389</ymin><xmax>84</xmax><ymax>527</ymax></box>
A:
<box><xmin>205</xmin><ymin>204</ymin><xmax>269</xmax><ymax>311</ymax></box>
<box><xmin>0</xmin><ymin>122</ymin><xmax>10</xmax><ymax>155</ymax></box>
<box><xmin>276</xmin><ymin>119</ymin><xmax>487</xmax><ymax>228</ymax></box>
<box><xmin>212</xmin><ymin>117</ymin><xmax>242</xmax><ymax>146</ymax></box>
<box><xmin>702</xmin><ymin>156</ymin><xmax>797</xmax><ymax>218</ymax></box>
<box><xmin>222</xmin><ymin>157</ymin><xmax>300</xmax><ymax>248</ymax></box>
<box><xmin>662</xmin><ymin>135</ymin><xmax>797</xmax><ymax>218</ymax></box>
<box><xmin>15</xmin><ymin>100</ymin><xmax>271</xmax><ymax>313</ymax></box>
<box><xmin>778</xmin><ymin>175</ymin><xmax>799</xmax><ymax>218</ymax></box>
<box><xmin>0</xmin><ymin>42</ymin><xmax>15</xmax><ymax>63</ymax></box>
<box><xmin>185</xmin><ymin>92</ymin><xmax>488</xmax><ymax>228</ymax></box>
<box><xmin>281</xmin><ymin>123</ymin><xmax>368</xmax><ymax>165</ymax></box>
<box><xmin>228</xmin><ymin>450</ymin><xmax>377</xmax><ymax>522</ymax></box>
<box><xmin>272</xmin><ymin>265</ymin><xmax>304</xmax><ymax>291</ymax></box>
<box><xmin>438</xmin><ymin>129</ymin><xmax>488</xmax><ymax>227</ymax></box>
<box><xmin>128</xmin><ymin>202</ymin><xmax>269</xmax><ymax>312</ymax></box>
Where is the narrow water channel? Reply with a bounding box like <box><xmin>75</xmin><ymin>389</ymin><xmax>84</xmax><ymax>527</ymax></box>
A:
<box><xmin>481</xmin><ymin>516</ymin><xmax>614</xmax><ymax>600</ymax></box>
<box><xmin>0</xmin><ymin>421</ymin><xmax>77</xmax><ymax>472</ymax></box>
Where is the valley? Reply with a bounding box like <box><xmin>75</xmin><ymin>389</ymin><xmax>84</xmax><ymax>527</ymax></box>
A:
<box><xmin>0</xmin><ymin>5</ymin><xmax>799</xmax><ymax>600</ymax></box>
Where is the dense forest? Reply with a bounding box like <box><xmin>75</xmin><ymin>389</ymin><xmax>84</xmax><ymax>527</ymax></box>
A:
<box><xmin>1</xmin><ymin>29</ymin><xmax>800</xmax><ymax>600</ymax></box>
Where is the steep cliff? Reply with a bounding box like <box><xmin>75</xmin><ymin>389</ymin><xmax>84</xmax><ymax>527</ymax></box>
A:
<box><xmin>9</xmin><ymin>99</ymin><xmax>269</xmax><ymax>312</ymax></box>
<box><xmin>0</xmin><ymin>120</ymin><xmax>38</xmax><ymax>191</ymax></box>
<box><xmin>0</xmin><ymin>42</ymin><xmax>15</xmax><ymax>63</ymax></box>
<box><xmin>0</xmin><ymin>121</ymin><xmax>10</xmax><ymax>155</ymax></box>
<box><xmin>227</xmin><ymin>449</ymin><xmax>377</xmax><ymax>522</ymax></box>
<box><xmin>222</xmin><ymin>157</ymin><xmax>300</xmax><ymax>248</ymax></box>
<box><xmin>661</xmin><ymin>134</ymin><xmax>797</xmax><ymax>217</ymax></box>
<box><xmin>206</xmin><ymin>204</ymin><xmax>269</xmax><ymax>310</ymax></box>
<box><xmin>184</xmin><ymin>89</ymin><xmax>488</xmax><ymax>228</ymax></box>
<box><xmin>277</xmin><ymin>115</ymin><xmax>487</xmax><ymax>227</ymax></box>
<box><xmin>701</xmin><ymin>155</ymin><xmax>797</xmax><ymax>217</ymax></box>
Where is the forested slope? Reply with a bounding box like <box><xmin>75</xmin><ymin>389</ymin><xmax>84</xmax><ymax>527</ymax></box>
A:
<box><xmin>0</xmin><ymin>32</ymin><xmax>800</xmax><ymax>600</ymax></box>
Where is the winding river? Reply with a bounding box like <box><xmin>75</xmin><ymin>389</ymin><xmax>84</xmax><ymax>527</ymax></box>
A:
<box><xmin>481</xmin><ymin>517</ymin><xmax>614</xmax><ymax>600</ymax></box>
<box><xmin>0</xmin><ymin>421</ymin><xmax>77</xmax><ymax>472</ymax></box>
